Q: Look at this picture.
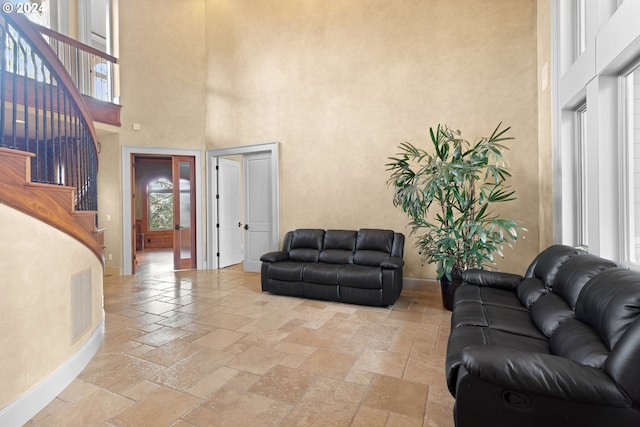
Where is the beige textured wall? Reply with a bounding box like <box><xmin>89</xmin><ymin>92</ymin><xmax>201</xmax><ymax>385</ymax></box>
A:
<box><xmin>98</xmin><ymin>0</ymin><xmax>207</xmax><ymax>273</ymax></box>
<box><xmin>117</xmin><ymin>0</ymin><xmax>206</xmax><ymax>150</ymax></box>
<box><xmin>97</xmin><ymin>131</ymin><xmax>122</xmax><ymax>274</ymax></box>
<box><xmin>0</xmin><ymin>204</ymin><xmax>103</xmax><ymax>408</ymax></box>
<box><xmin>205</xmin><ymin>0</ymin><xmax>541</xmax><ymax>278</ymax></box>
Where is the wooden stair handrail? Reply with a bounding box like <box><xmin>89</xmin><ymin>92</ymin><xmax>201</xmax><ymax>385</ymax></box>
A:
<box><xmin>34</xmin><ymin>21</ymin><xmax>118</xmax><ymax>64</ymax></box>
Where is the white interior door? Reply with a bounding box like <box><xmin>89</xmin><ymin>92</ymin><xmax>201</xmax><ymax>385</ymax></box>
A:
<box><xmin>217</xmin><ymin>158</ymin><xmax>243</xmax><ymax>268</ymax></box>
<box><xmin>243</xmin><ymin>152</ymin><xmax>273</xmax><ymax>272</ymax></box>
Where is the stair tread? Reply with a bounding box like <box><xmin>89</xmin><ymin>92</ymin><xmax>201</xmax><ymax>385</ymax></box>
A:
<box><xmin>0</xmin><ymin>147</ymin><xmax>104</xmax><ymax>263</ymax></box>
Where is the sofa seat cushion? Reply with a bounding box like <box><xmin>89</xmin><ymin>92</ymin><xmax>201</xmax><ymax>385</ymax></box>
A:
<box><xmin>303</xmin><ymin>263</ymin><xmax>340</xmax><ymax>285</ymax></box>
<box><xmin>354</xmin><ymin>250</ymin><xmax>390</xmax><ymax>266</ymax></box>
<box><xmin>338</xmin><ymin>264</ymin><xmax>382</xmax><ymax>289</ymax></box>
<box><xmin>446</xmin><ymin>325</ymin><xmax>550</xmax><ymax>394</ymax></box>
<box><xmin>318</xmin><ymin>249</ymin><xmax>354</xmax><ymax>264</ymax></box>
<box><xmin>451</xmin><ymin>301</ymin><xmax>546</xmax><ymax>340</ymax></box>
<box><xmin>268</xmin><ymin>261</ymin><xmax>306</xmax><ymax>281</ymax></box>
<box><xmin>454</xmin><ymin>285</ymin><xmax>526</xmax><ymax>310</ymax></box>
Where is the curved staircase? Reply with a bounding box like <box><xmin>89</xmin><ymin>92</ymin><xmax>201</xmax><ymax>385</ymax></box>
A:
<box><xmin>0</xmin><ymin>11</ymin><xmax>104</xmax><ymax>261</ymax></box>
<box><xmin>0</xmin><ymin>147</ymin><xmax>104</xmax><ymax>260</ymax></box>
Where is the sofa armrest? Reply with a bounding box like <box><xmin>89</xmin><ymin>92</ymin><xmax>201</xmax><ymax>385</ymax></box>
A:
<box><xmin>260</xmin><ymin>251</ymin><xmax>289</xmax><ymax>263</ymax></box>
<box><xmin>461</xmin><ymin>346</ymin><xmax>630</xmax><ymax>407</ymax></box>
<box><xmin>381</xmin><ymin>256</ymin><xmax>404</xmax><ymax>270</ymax></box>
<box><xmin>462</xmin><ymin>269</ymin><xmax>523</xmax><ymax>291</ymax></box>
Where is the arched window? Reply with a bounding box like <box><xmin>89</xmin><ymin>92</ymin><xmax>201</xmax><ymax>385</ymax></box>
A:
<box><xmin>147</xmin><ymin>177</ymin><xmax>173</xmax><ymax>230</ymax></box>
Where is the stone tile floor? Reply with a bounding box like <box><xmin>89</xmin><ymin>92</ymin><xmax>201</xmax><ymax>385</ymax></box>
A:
<box><xmin>27</xmin><ymin>265</ymin><xmax>455</xmax><ymax>426</ymax></box>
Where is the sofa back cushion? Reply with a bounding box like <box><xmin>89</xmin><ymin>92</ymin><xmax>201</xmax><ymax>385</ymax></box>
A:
<box><xmin>553</xmin><ymin>254</ymin><xmax>619</xmax><ymax>310</ymax></box>
<box><xmin>517</xmin><ymin>277</ymin><xmax>549</xmax><ymax>308</ymax></box>
<box><xmin>576</xmin><ymin>267</ymin><xmax>640</xmax><ymax>351</ymax></box>
<box><xmin>356</xmin><ymin>229</ymin><xmax>394</xmax><ymax>252</ymax></box>
<box><xmin>529</xmin><ymin>254</ymin><xmax>619</xmax><ymax>337</ymax></box>
<box><xmin>288</xmin><ymin>229</ymin><xmax>325</xmax><ymax>262</ymax></box>
<box><xmin>577</xmin><ymin>268</ymin><xmax>640</xmax><ymax>407</ymax></box>
<box><xmin>549</xmin><ymin>267</ymin><xmax>640</xmax><ymax>371</ymax></box>
<box><xmin>354</xmin><ymin>229</ymin><xmax>394</xmax><ymax>266</ymax></box>
<box><xmin>524</xmin><ymin>244</ymin><xmax>586</xmax><ymax>289</ymax></box>
<box><xmin>551</xmin><ymin>267</ymin><xmax>640</xmax><ymax>378</ymax></box>
<box><xmin>319</xmin><ymin>230</ymin><xmax>357</xmax><ymax>264</ymax></box>
<box><xmin>530</xmin><ymin>293</ymin><xmax>574</xmax><ymax>337</ymax></box>
<box><xmin>549</xmin><ymin>317</ymin><xmax>609</xmax><ymax>368</ymax></box>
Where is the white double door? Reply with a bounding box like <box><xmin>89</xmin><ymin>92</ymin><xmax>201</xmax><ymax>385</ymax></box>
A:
<box><xmin>213</xmin><ymin>150</ymin><xmax>276</xmax><ymax>272</ymax></box>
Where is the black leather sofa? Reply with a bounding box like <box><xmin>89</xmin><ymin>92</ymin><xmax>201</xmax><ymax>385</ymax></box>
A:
<box><xmin>445</xmin><ymin>245</ymin><xmax>640</xmax><ymax>426</ymax></box>
<box><xmin>260</xmin><ymin>228</ymin><xmax>404</xmax><ymax>307</ymax></box>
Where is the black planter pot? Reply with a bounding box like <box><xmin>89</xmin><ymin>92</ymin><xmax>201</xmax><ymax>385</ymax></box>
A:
<box><xmin>440</xmin><ymin>274</ymin><xmax>463</xmax><ymax>311</ymax></box>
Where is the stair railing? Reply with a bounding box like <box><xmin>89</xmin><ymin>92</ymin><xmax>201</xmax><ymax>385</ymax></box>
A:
<box><xmin>34</xmin><ymin>22</ymin><xmax>117</xmax><ymax>103</ymax></box>
<box><xmin>1</xmin><ymin>11</ymin><xmax>98</xmax><ymax>212</ymax></box>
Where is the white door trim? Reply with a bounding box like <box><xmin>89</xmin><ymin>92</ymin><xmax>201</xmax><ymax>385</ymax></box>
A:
<box><xmin>121</xmin><ymin>146</ymin><xmax>204</xmax><ymax>276</ymax></box>
<box><xmin>206</xmin><ymin>142</ymin><xmax>280</xmax><ymax>270</ymax></box>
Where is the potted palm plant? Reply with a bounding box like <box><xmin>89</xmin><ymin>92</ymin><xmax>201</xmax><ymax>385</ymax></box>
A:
<box><xmin>386</xmin><ymin>123</ymin><xmax>526</xmax><ymax>310</ymax></box>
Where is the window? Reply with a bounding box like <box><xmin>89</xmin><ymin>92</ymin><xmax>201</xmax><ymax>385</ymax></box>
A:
<box><xmin>147</xmin><ymin>177</ymin><xmax>173</xmax><ymax>230</ymax></box>
<box><xmin>23</xmin><ymin>1</ymin><xmax>50</xmax><ymax>27</ymax></box>
<box><xmin>624</xmin><ymin>65</ymin><xmax>640</xmax><ymax>265</ymax></box>
<box><xmin>576</xmin><ymin>104</ymin><xmax>588</xmax><ymax>248</ymax></box>
<box><xmin>555</xmin><ymin>0</ymin><xmax>640</xmax><ymax>262</ymax></box>
<box><xmin>93</xmin><ymin>61</ymin><xmax>110</xmax><ymax>102</ymax></box>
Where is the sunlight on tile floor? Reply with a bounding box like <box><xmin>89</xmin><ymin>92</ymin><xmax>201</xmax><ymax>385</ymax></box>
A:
<box><xmin>27</xmin><ymin>265</ymin><xmax>455</xmax><ymax>426</ymax></box>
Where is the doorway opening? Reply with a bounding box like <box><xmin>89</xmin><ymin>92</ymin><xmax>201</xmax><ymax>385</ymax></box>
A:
<box><xmin>207</xmin><ymin>143</ymin><xmax>280</xmax><ymax>272</ymax></box>
<box><xmin>132</xmin><ymin>156</ymin><xmax>173</xmax><ymax>274</ymax></box>
<box><xmin>121</xmin><ymin>147</ymin><xmax>203</xmax><ymax>276</ymax></box>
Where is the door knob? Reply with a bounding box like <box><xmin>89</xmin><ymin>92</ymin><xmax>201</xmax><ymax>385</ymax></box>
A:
<box><xmin>244</xmin><ymin>224</ymin><xmax>249</xmax><ymax>230</ymax></box>
<box><xmin>238</xmin><ymin>222</ymin><xmax>242</xmax><ymax>227</ymax></box>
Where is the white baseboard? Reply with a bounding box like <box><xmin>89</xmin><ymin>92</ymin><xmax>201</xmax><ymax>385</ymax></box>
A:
<box><xmin>0</xmin><ymin>315</ymin><xmax>105</xmax><ymax>427</ymax></box>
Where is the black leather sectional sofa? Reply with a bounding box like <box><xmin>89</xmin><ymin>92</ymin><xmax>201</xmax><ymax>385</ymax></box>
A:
<box><xmin>446</xmin><ymin>245</ymin><xmax>640</xmax><ymax>426</ymax></box>
<box><xmin>260</xmin><ymin>228</ymin><xmax>404</xmax><ymax>307</ymax></box>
